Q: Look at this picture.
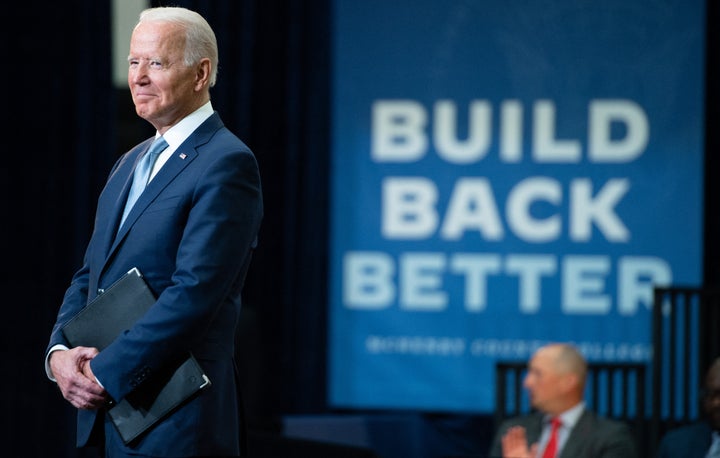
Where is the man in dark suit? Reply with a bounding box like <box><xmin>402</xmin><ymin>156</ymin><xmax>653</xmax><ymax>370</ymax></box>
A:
<box><xmin>656</xmin><ymin>357</ymin><xmax>720</xmax><ymax>458</ymax></box>
<box><xmin>45</xmin><ymin>6</ymin><xmax>262</xmax><ymax>457</ymax></box>
<box><xmin>489</xmin><ymin>343</ymin><xmax>637</xmax><ymax>458</ymax></box>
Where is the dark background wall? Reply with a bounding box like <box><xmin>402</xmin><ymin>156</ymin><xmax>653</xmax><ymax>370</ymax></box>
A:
<box><xmin>2</xmin><ymin>1</ymin><xmax>717</xmax><ymax>457</ymax></box>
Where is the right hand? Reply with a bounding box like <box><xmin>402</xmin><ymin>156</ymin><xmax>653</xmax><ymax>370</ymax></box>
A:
<box><xmin>501</xmin><ymin>426</ymin><xmax>538</xmax><ymax>458</ymax></box>
<box><xmin>49</xmin><ymin>347</ymin><xmax>108</xmax><ymax>410</ymax></box>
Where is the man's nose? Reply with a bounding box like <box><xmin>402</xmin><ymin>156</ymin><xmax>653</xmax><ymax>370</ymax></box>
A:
<box><xmin>523</xmin><ymin>375</ymin><xmax>532</xmax><ymax>389</ymax></box>
<box><xmin>129</xmin><ymin>62</ymin><xmax>152</xmax><ymax>81</ymax></box>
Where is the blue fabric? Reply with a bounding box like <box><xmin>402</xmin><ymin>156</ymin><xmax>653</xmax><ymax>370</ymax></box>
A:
<box><xmin>655</xmin><ymin>422</ymin><xmax>713</xmax><ymax>458</ymax></box>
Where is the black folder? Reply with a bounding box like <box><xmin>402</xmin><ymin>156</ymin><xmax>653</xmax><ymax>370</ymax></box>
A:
<box><xmin>61</xmin><ymin>267</ymin><xmax>211</xmax><ymax>444</ymax></box>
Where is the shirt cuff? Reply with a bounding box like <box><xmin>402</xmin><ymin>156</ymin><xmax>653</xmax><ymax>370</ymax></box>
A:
<box><xmin>45</xmin><ymin>344</ymin><xmax>69</xmax><ymax>381</ymax></box>
<box><xmin>45</xmin><ymin>345</ymin><xmax>106</xmax><ymax>389</ymax></box>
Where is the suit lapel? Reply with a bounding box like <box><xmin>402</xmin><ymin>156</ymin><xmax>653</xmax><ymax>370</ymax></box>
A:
<box><xmin>104</xmin><ymin>140</ymin><xmax>152</xmax><ymax>245</ymax></box>
<box><xmin>559</xmin><ymin>410</ymin><xmax>593</xmax><ymax>458</ymax></box>
<box><xmin>88</xmin><ymin>144</ymin><xmax>148</xmax><ymax>275</ymax></box>
<box><xmin>110</xmin><ymin>144</ymin><xmax>197</xmax><ymax>249</ymax></box>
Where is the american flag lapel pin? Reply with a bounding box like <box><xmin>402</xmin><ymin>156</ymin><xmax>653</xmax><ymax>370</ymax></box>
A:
<box><xmin>179</xmin><ymin>153</ymin><xmax>187</xmax><ymax>159</ymax></box>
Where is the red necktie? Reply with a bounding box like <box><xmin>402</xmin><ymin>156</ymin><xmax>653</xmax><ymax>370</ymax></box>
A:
<box><xmin>542</xmin><ymin>417</ymin><xmax>562</xmax><ymax>458</ymax></box>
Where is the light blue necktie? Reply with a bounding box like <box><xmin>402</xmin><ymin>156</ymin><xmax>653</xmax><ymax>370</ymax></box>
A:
<box><xmin>119</xmin><ymin>136</ymin><xmax>168</xmax><ymax>228</ymax></box>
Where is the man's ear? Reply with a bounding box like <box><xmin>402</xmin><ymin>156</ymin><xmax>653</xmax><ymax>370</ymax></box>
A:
<box><xmin>194</xmin><ymin>58</ymin><xmax>211</xmax><ymax>91</ymax></box>
<box><xmin>561</xmin><ymin>372</ymin><xmax>580</xmax><ymax>392</ymax></box>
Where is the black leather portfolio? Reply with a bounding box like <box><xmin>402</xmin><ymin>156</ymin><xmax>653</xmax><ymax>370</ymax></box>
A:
<box><xmin>61</xmin><ymin>267</ymin><xmax>211</xmax><ymax>444</ymax></box>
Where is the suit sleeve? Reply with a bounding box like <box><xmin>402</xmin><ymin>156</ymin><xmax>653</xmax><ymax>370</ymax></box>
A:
<box><xmin>595</xmin><ymin>420</ymin><xmax>639</xmax><ymax>458</ymax></box>
<box><xmin>489</xmin><ymin>420</ymin><xmax>510</xmax><ymax>458</ymax></box>
<box><xmin>488</xmin><ymin>437</ymin><xmax>503</xmax><ymax>456</ymax></box>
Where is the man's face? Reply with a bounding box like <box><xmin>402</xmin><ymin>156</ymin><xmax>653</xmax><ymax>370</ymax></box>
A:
<box><xmin>523</xmin><ymin>348</ymin><xmax>567</xmax><ymax>413</ymax></box>
<box><xmin>703</xmin><ymin>363</ymin><xmax>720</xmax><ymax>431</ymax></box>
<box><xmin>127</xmin><ymin>21</ymin><xmax>201</xmax><ymax>131</ymax></box>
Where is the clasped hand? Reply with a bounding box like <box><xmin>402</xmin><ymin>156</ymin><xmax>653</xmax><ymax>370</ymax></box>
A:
<box><xmin>501</xmin><ymin>426</ymin><xmax>539</xmax><ymax>458</ymax></box>
<box><xmin>49</xmin><ymin>346</ymin><xmax>108</xmax><ymax>410</ymax></box>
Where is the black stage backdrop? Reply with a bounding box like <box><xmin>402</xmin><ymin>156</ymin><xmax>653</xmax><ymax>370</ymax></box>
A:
<box><xmin>2</xmin><ymin>1</ymin><xmax>718</xmax><ymax>457</ymax></box>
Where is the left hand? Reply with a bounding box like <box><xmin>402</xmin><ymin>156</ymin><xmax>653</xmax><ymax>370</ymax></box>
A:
<box><xmin>49</xmin><ymin>346</ymin><xmax>108</xmax><ymax>410</ymax></box>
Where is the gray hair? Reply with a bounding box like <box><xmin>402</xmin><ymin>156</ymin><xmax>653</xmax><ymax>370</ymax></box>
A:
<box><xmin>137</xmin><ymin>7</ymin><xmax>219</xmax><ymax>87</ymax></box>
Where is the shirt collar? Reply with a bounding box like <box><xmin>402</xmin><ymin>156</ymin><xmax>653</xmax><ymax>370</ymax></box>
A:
<box><xmin>154</xmin><ymin>101</ymin><xmax>214</xmax><ymax>149</ymax></box>
<box><xmin>546</xmin><ymin>401</ymin><xmax>586</xmax><ymax>429</ymax></box>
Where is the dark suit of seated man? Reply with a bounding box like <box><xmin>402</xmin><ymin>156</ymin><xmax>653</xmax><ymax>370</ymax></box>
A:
<box><xmin>489</xmin><ymin>343</ymin><xmax>638</xmax><ymax>458</ymax></box>
<box><xmin>656</xmin><ymin>357</ymin><xmax>720</xmax><ymax>458</ymax></box>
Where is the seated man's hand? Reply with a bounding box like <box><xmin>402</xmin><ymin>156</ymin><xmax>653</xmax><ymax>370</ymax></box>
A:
<box><xmin>501</xmin><ymin>426</ymin><xmax>538</xmax><ymax>458</ymax></box>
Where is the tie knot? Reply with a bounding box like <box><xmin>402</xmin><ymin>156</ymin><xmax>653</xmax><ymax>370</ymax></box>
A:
<box><xmin>551</xmin><ymin>417</ymin><xmax>562</xmax><ymax>428</ymax></box>
<box><xmin>147</xmin><ymin>136</ymin><xmax>168</xmax><ymax>157</ymax></box>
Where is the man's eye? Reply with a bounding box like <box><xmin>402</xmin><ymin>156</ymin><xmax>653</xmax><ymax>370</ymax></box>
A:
<box><xmin>150</xmin><ymin>60</ymin><xmax>163</xmax><ymax>68</ymax></box>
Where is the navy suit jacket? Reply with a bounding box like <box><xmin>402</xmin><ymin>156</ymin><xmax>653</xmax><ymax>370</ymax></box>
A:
<box><xmin>47</xmin><ymin>113</ymin><xmax>263</xmax><ymax>456</ymax></box>
<box><xmin>489</xmin><ymin>410</ymin><xmax>638</xmax><ymax>458</ymax></box>
<box><xmin>656</xmin><ymin>421</ymin><xmax>713</xmax><ymax>458</ymax></box>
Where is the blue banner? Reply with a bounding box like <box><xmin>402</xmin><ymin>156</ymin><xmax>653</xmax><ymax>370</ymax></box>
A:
<box><xmin>328</xmin><ymin>0</ymin><xmax>705</xmax><ymax>412</ymax></box>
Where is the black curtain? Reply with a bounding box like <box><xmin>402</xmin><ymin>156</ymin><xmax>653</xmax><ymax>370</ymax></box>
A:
<box><xmin>5</xmin><ymin>3</ymin><xmax>116</xmax><ymax>457</ymax></box>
